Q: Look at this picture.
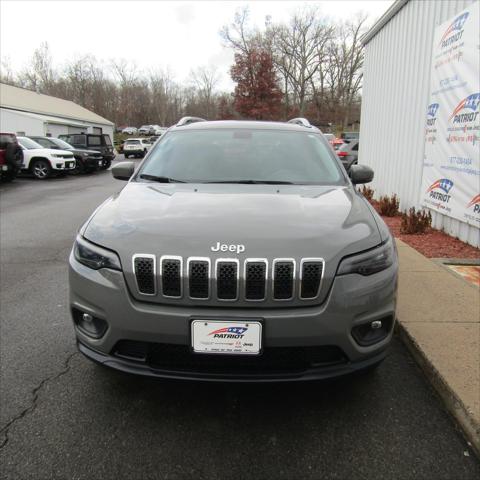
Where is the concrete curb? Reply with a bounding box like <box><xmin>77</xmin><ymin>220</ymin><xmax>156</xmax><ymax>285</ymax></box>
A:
<box><xmin>396</xmin><ymin>322</ymin><xmax>480</xmax><ymax>457</ymax></box>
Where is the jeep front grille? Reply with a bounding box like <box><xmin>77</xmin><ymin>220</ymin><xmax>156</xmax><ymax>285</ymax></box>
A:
<box><xmin>133</xmin><ymin>255</ymin><xmax>324</xmax><ymax>302</ymax></box>
<box><xmin>133</xmin><ymin>255</ymin><xmax>156</xmax><ymax>295</ymax></box>
<box><xmin>273</xmin><ymin>259</ymin><xmax>295</xmax><ymax>300</ymax></box>
<box><xmin>161</xmin><ymin>257</ymin><xmax>182</xmax><ymax>297</ymax></box>
<box><xmin>188</xmin><ymin>258</ymin><xmax>210</xmax><ymax>299</ymax></box>
<box><xmin>216</xmin><ymin>260</ymin><xmax>239</xmax><ymax>300</ymax></box>
<box><xmin>245</xmin><ymin>260</ymin><xmax>267</xmax><ymax>300</ymax></box>
<box><xmin>300</xmin><ymin>260</ymin><xmax>324</xmax><ymax>299</ymax></box>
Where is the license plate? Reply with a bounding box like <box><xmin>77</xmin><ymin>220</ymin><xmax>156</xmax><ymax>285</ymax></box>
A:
<box><xmin>191</xmin><ymin>320</ymin><xmax>262</xmax><ymax>355</ymax></box>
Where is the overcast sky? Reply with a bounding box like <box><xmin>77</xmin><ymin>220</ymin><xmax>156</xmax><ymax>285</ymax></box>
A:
<box><xmin>0</xmin><ymin>0</ymin><xmax>393</xmax><ymax>91</ymax></box>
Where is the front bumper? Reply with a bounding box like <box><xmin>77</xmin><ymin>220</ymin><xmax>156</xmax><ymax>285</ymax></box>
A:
<box><xmin>124</xmin><ymin>149</ymin><xmax>144</xmax><ymax>155</ymax></box>
<box><xmin>69</xmin><ymin>253</ymin><xmax>397</xmax><ymax>381</ymax></box>
<box><xmin>53</xmin><ymin>160</ymin><xmax>75</xmax><ymax>170</ymax></box>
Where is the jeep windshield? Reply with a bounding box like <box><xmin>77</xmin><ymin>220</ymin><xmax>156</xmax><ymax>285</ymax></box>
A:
<box><xmin>136</xmin><ymin>129</ymin><xmax>346</xmax><ymax>185</ymax></box>
<box><xmin>17</xmin><ymin>137</ymin><xmax>43</xmax><ymax>150</ymax></box>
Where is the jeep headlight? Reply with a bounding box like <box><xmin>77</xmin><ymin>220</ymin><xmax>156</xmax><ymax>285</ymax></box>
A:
<box><xmin>52</xmin><ymin>153</ymin><xmax>62</xmax><ymax>158</ymax></box>
<box><xmin>74</xmin><ymin>236</ymin><xmax>122</xmax><ymax>271</ymax></box>
<box><xmin>337</xmin><ymin>237</ymin><xmax>396</xmax><ymax>276</ymax></box>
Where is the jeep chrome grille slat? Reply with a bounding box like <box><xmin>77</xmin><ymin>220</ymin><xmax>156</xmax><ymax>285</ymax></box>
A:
<box><xmin>133</xmin><ymin>255</ymin><xmax>156</xmax><ymax>295</ymax></box>
<box><xmin>244</xmin><ymin>260</ymin><xmax>268</xmax><ymax>301</ymax></box>
<box><xmin>216</xmin><ymin>260</ymin><xmax>239</xmax><ymax>300</ymax></box>
<box><xmin>133</xmin><ymin>255</ymin><xmax>324</xmax><ymax>302</ymax></box>
<box><xmin>160</xmin><ymin>256</ymin><xmax>182</xmax><ymax>298</ymax></box>
<box><xmin>300</xmin><ymin>259</ymin><xmax>324</xmax><ymax>299</ymax></box>
<box><xmin>188</xmin><ymin>258</ymin><xmax>210</xmax><ymax>299</ymax></box>
<box><xmin>273</xmin><ymin>259</ymin><xmax>295</xmax><ymax>300</ymax></box>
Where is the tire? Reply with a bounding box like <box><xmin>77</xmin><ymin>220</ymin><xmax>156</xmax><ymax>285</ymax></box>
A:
<box><xmin>100</xmin><ymin>159</ymin><xmax>111</xmax><ymax>170</ymax></box>
<box><xmin>70</xmin><ymin>159</ymin><xmax>86</xmax><ymax>175</ymax></box>
<box><xmin>1</xmin><ymin>170</ymin><xmax>17</xmax><ymax>182</ymax></box>
<box><xmin>31</xmin><ymin>159</ymin><xmax>52</xmax><ymax>179</ymax></box>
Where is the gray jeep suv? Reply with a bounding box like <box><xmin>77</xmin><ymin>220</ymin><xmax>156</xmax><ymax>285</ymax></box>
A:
<box><xmin>69</xmin><ymin>117</ymin><xmax>398</xmax><ymax>382</ymax></box>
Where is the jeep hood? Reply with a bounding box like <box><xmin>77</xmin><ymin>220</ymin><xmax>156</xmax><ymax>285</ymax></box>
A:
<box><xmin>83</xmin><ymin>182</ymin><xmax>383</xmax><ymax>305</ymax></box>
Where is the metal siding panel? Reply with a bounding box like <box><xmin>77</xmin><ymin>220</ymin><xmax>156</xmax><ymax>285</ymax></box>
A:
<box><xmin>359</xmin><ymin>0</ymin><xmax>478</xmax><ymax>247</ymax></box>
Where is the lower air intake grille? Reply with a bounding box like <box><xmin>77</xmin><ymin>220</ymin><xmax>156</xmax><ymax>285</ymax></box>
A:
<box><xmin>111</xmin><ymin>341</ymin><xmax>348</xmax><ymax>375</ymax></box>
<box><xmin>273</xmin><ymin>261</ymin><xmax>294</xmax><ymax>299</ymax></box>
<box><xmin>133</xmin><ymin>256</ymin><xmax>155</xmax><ymax>294</ymax></box>
<box><xmin>245</xmin><ymin>261</ymin><xmax>266</xmax><ymax>300</ymax></box>
<box><xmin>217</xmin><ymin>261</ymin><xmax>238</xmax><ymax>300</ymax></box>
<box><xmin>189</xmin><ymin>260</ymin><xmax>209</xmax><ymax>299</ymax></box>
<box><xmin>162</xmin><ymin>259</ymin><xmax>182</xmax><ymax>297</ymax></box>
<box><xmin>301</xmin><ymin>261</ymin><xmax>323</xmax><ymax>299</ymax></box>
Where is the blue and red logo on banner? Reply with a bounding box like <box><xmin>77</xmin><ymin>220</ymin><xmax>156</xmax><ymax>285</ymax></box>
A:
<box><xmin>450</xmin><ymin>93</ymin><xmax>480</xmax><ymax>122</ymax></box>
<box><xmin>439</xmin><ymin>11</ymin><xmax>469</xmax><ymax>47</ymax></box>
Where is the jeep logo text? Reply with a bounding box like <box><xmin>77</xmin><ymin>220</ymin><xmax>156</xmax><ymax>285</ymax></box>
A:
<box><xmin>210</xmin><ymin>242</ymin><xmax>245</xmax><ymax>254</ymax></box>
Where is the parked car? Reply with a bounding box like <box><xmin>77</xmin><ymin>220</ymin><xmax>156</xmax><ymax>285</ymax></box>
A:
<box><xmin>122</xmin><ymin>127</ymin><xmax>138</xmax><ymax>135</ymax></box>
<box><xmin>123</xmin><ymin>138</ymin><xmax>151</xmax><ymax>158</ymax></box>
<box><xmin>59</xmin><ymin>134</ymin><xmax>115</xmax><ymax>169</ymax></box>
<box><xmin>29</xmin><ymin>136</ymin><xmax>103</xmax><ymax>175</ymax></box>
<box><xmin>337</xmin><ymin>140</ymin><xmax>359</xmax><ymax>170</ymax></box>
<box><xmin>69</xmin><ymin>116</ymin><xmax>397</xmax><ymax>382</ymax></box>
<box><xmin>149</xmin><ymin>135</ymin><xmax>160</xmax><ymax>144</ymax></box>
<box><xmin>151</xmin><ymin>125</ymin><xmax>167</xmax><ymax>135</ymax></box>
<box><xmin>332</xmin><ymin>138</ymin><xmax>345</xmax><ymax>150</ymax></box>
<box><xmin>0</xmin><ymin>133</ymin><xmax>23</xmax><ymax>182</ymax></box>
<box><xmin>138</xmin><ymin>125</ymin><xmax>153</xmax><ymax>135</ymax></box>
<box><xmin>341</xmin><ymin>132</ymin><xmax>359</xmax><ymax>141</ymax></box>
<box><xmin>17</xmin><ymin>136</ymin><xmax>75</xmax><ymax>179</ymax></box>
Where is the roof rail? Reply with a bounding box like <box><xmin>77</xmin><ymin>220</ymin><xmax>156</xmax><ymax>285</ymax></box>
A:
<box><xmin>176</xmin><ymin>116</ymin><xmax>207</xmax><ymax>127</ymax></box>
<box><xmin>287</xmin><ymin>117</ymin><xmax>312</xmax><ymax>128</ymax></box>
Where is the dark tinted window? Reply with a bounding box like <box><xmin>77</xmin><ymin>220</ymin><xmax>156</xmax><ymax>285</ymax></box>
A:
<box><xmin>72</xmin><ymin>135</ymin><xmax>87</xmax><ymax>145</ymax></box>
<box><xmin>102</xmin><ymin>134</ymin><xmax>112</xmax><ymax>146</ymax></box>
<box><xmin>138</xmin><ymin>129</ymin><xmax>345</xmax><ymax>185</ymax></box>
<box><xmin>87</xmin><ymin>136</ymin><xmax>102</xmax><ymax>146</ymax></box>
<box><xmin>352</xmin><ymin>142</ymin><xmax>359</xmax><ymax>151</ymax></box>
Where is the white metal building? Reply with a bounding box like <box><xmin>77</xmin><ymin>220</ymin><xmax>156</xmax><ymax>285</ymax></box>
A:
<box><xmin>359</xmin><ymin>0</ymin><xmax>479</xmax><ymax>247</ymax></box>
<box><xmin>0</xmin><ymin>83</ymin><xmax>114</xmax><ymax>140</ymax></box>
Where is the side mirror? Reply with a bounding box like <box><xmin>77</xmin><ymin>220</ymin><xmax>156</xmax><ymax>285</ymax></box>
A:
<box><xmin>112</xmin><ymin>161</ymin><xmax>135</xmax><ymax>181</ymax></box>
<box><xmin>349</xmin><ymin>164</ymin><xmax>374</xmax><ymax>184</ymax></box>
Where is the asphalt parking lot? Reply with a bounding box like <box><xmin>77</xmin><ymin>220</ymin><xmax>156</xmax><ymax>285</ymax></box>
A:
<box><xmin>1</xmin><ymin>159</ymin><xmax>479</xmax><ymax>480</ymax></box>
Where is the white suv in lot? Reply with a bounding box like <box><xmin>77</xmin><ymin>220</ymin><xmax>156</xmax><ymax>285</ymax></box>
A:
<box><xmin>123</xmin><ymin>138</ymin><xmax>151</xmax><ymax>158</ymax></box>
<box><xmin>17</xmin><ymin>137</ymin><xmax>76</xmax><ymax>179</ymax></box>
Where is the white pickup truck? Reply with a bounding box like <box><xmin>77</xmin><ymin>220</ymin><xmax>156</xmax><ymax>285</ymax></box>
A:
<box><xmin>17</xmin><ymin>137</ymin><xmax>76</xmax><ymax>179</ymax></box>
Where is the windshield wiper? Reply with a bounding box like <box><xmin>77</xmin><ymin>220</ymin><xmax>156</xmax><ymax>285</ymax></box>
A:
<box><xmin>204</xmin><ymin>180</ymin><xmax>295</xmax><ymax>185</ymax></box>
<box><xmin>139</xmin><ymin>174</ymin><xmax>186</xmax><ymax>183</ymax></box>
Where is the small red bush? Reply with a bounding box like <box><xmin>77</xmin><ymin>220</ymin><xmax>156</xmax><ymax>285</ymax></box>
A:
<box><xmin>400</xmin><ymin>207</ymin><xmax>432</xmax><ymax>234</ymax></box>
<box><xmin>378</xmin><ymin>194</ymin><xmax>400</xmax><ymax>216</ymax></box>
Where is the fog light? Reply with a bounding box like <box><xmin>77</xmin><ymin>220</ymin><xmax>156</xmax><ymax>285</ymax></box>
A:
<box><xmin>351</xmin><ymin>316</ymin><xmax>393</xmax><ymax>346</ymax></box>
<box><xmin>72</xmin><ymin>308</ymin><xmax>108</xmax><ymax>339</ymax></box>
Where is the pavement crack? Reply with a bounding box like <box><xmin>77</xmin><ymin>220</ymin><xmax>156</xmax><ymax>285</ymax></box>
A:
<box><xmin>0</xmin><ymin>351</ymin><xmax>79</xmax><ymax>451</ymax></box>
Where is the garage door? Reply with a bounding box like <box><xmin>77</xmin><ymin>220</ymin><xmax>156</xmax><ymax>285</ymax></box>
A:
<box><xmin>68</xmin><ymin>126</ymin><xmax>86</xmax><ymax>134</ymax></box>
<box><xmin>45</xmin><ymin>123</ymin><xmax>67</xmax><ymax>138</ymax></box>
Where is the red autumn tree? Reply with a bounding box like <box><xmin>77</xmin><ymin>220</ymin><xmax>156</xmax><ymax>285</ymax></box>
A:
<box><xmin>230</xmin><ymin>48</ymin><xmax>282</xmax><ymax>120</ymax></box>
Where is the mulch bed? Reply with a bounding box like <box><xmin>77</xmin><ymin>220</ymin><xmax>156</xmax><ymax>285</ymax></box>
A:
<box><xmin>369</xmin><ymin>200</ymin><xmax>480</xmax><ymax>259</ymax></box>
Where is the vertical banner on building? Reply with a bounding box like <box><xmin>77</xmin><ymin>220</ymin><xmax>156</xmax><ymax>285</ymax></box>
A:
<box><xmin>420</xmin><ymin>1</ymin><xmax>480</xmax><ymax>227</ymax></box>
